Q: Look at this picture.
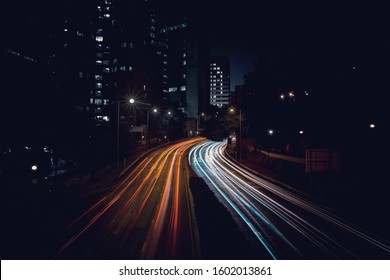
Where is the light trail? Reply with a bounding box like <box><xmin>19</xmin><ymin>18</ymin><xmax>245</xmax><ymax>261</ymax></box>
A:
<box><xmin>189</xmin><ymin>140</ymin><xmax>390</xmax><ymax>259</ymax></box>
<box><xmin>53</xmin><ymin>138</ymin><xmax>203</xmax><ymax>259</ymax></box>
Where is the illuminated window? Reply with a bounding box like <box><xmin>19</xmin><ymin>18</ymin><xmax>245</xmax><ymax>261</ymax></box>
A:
<box><xmin>95</xmin><ymin>75</ymin><xmax>103</xmax><ymax>80</ymax></box>
<box><xmin>104</xmin><ymin>14</ymin><xmax>110</xmax><ymax>18</ymax></box>
<box><xmin>169</xmin><ymin>87</ymin><xmax>177</xmax><ymax>92</ymax></box>
<box><xmin>95</xmin><ymin>83</ymin><xmax>102</xmax><ymax>89</ymax></box>
<box><xmin>180</xmin><ymin>86</ymin><xmax>186</xmax><ymax>91</ymax></box>
<box><xmin>182</xmin><ymin>74</ymin><xmax>186</xmax><ymax>79</ymax></box>
<box><xmin>95</xmin><ymin>99</ymin><xmax>102</xmax><ymax>105</ymax></box>
<box><xmin>103</xmin><ymin>68</ymin><xmax>110</xmax><ymax>73</ymax></box>
<box><xmin>95</xmin><ymin>60</ymin><xmax>102</xmax><ymax>65</ymax></box>
<box><xmin>103</xmin><ymin>99</ymin><xmax>110</xmax><ymax>105</ymax></box>
<box><xmin>95</xmin><ymin>91</ymin><xmax>102</xmax><ymax>96</ymax></box>
<box><xmin>96</xmin><ymin>36</ymin><xmax>103</xmax><ymax>42</ymax></box>
<box><xmin>120</xmin><ymin>66</ymin><xmax>126</xmax><ymax>71</ymax></box>
<box><xmin>183</xmin><ymin>60</ymin><xmax>186</xmax><ymax>65</ymax></box>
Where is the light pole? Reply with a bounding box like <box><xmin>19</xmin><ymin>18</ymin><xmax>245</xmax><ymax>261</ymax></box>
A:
<box><xmin>117</xmin><ymin>98</ymin><xmax>134</xmax><ymax>168</ymax></box>
<box><xmin>127</xmin><ymin>98</ymin><xmax>158</xmax><ymax>151</ymax></box>
<box><xmin>230</xmin><ymin>108</ymin><xmax>242</xmax><ymax>162</ymax></box>
<box><xmin>146</xmin><ymin>108</ymin><xmax>158</xmax><ymax>151</ymax></box>
<box><xmin>197</xmin><ymin>112</ymin><xmax>205</xmax><ymax>135</ymax></box>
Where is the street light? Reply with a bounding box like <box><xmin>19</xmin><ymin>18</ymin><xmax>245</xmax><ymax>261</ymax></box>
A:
<box><xmin>196</xmin><ymin>112</ymin><xmax>206</xmax><ymax>134</ymax></box>
<box><xmin>146</xmin><ymin>107</ymin><xmax>158</xmax><ymax>150</ymax></box>
<box><xmin>229</xmin><ymin>107</ymin><xmax>242</xmax><ymax>162</ymax></box>
<box><xmin>127</xmin><ymin>98</ymin><xmax>159</xmax><ymax>151</ymax></box>
<box><xmin>117</xmin><ymin>98</ymin><xmax>134</xmax><ymax>168</ymax></box>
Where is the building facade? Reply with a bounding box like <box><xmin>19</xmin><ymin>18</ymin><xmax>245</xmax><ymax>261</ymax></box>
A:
<box><xmin>210</xmin><ymin>56</ymin><xmax>230</xmax><ymax>108</ymax></box>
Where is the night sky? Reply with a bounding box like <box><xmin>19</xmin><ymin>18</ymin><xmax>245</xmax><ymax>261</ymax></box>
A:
<box><xmin>2</xmin><ymin>0</ymin><xmax>390</xmax><ymax>261</ymax></box>
<box><xmin>3</xmin><ymin>1</ymin><xmax>390</xmax><ymax>109</ymax></box>
<box><xmin>4</xmin><ymin>1</ymin><xmax>390</xmax><ymax>78</ymax></box>
<box><xmin>204</xmin><ymin>1</ymin><xmax>390</xmax><ymax>89</ymax></box>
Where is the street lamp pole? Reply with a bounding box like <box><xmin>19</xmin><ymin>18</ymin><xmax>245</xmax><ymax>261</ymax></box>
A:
<box><xmin>229</xmin><ymin>107</ymin><xmax>242</xmax><ymax>162</ymax></box>
<box><xmin>116</xmin><ymin>101</ymin><xmax>120</xmax><ymax>168</ymax></box>
<box><xmin>116</xmin><ymin>98</ymin><xmax>135</xmax><ymax>168</ymax></box>
<box><xmin>146</xmin><ymin>110</ymin><xmax>149</xmax><ymax>151</ymax></box>
<box><xmin>197</xmin><ymin>113</ymin><xmax>199</xmax><ymax>134</ymax></box>
<box><xmin>239</xmin><ymin>109</ymin><xmax>242</xmax><ymax>162</ymax></box>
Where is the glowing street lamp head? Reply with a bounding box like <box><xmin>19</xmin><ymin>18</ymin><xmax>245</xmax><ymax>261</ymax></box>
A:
<box><xmin>369</xmin><ymin>123</ymin><xmax>375</xmax><ymax>128</ymax></box>
<box><xmin>153</xmin><ymin>108</ymin><xmax>158</xmax><ymax>113</ymax></box>
<box><xmin>31</xmin><ymin>165</ymin><xmax>38</xmax><ymax>171</ymax></box>
<box><xmin>268</xmin><ymin>129</ymin><xmax>274</xmax><ymax>135</ymax></box>
<box><xmin>129</xmin><ymin>98</ymin><xmax>135</xmax><ymax>104</ymax></box>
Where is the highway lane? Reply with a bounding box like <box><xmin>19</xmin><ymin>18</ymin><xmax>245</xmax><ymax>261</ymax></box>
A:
<box><xmin>52</xmin><ymin>137</ymin><xmax>204</xmax><ymax>259</ymax></box>
<box><xmin>189</xmin><ymin>140</ymin><xmax>390</xmax><ymax>259</ymax></box>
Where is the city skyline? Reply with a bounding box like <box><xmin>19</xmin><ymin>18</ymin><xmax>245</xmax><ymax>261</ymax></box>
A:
<box><xmin>2</xmin><ymin>0</ymin><xmax>390</xmax><ymax>265</ymax></box>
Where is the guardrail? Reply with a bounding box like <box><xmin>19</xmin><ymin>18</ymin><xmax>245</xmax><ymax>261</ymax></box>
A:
<box><xmin>259</xmin><ymin>150</ymin><xmax>305</xmax><ymax>164</ymax></box>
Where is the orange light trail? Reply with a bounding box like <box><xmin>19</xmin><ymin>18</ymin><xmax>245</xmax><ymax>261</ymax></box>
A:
<box><xmin>53</xmin><ymin>137</ymin><xmax>204</xmax><ymax>259</ymax></box>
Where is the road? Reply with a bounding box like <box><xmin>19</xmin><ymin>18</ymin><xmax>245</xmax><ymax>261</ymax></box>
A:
<box><xmin>189</xmin><ymin>140</ymin><xmax>390</xmax><ymax>259</ymax></box>
<box><xmin>52</xmin><ymin>137</ymin><xmax>204</xmax><ymax>259</ymax></box>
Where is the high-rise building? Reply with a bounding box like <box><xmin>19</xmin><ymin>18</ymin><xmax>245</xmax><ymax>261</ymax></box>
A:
<box><xmin>50</xmin><ymin>0</ymin><xmax>209</xmax><ymax>129</ymax></box>
<box><xmin>158</xmin><ymin>14</ymin><xmax>210</xmax><ymax>119</ymax></box>
<box><xmin>210</xmin><ymin>56</ymin><xmax>230</xmax><ymax>108</ymax></box>
<box><xmin>159</xmin><ymin>18</ymin><xmax>188</xmax><ymax>113</ymax></box>
<box><xmin>90</xmin><ymin>0</ymin><xmax>116</xmax><ymax>126</ymax></box>
<box><xmin>53</xmin><ymin>0</ymin><xmax>164</xmax><ymax>127</ymax></box>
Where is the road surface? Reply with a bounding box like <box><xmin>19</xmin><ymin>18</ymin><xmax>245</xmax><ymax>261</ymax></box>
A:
<box><xmin>189</xmin><ymin>140</ymin><xmax>390</xmax><ymax>259</ymax></box>
<box><xmin>52</xmin><ymin>138</ymin><xmax>204</xmax><ymax>259</ymax></box>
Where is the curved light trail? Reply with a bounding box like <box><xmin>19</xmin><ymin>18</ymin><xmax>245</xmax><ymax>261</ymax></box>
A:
<box><xmin>53</xmin><ymin>137</ymin><xmax>203</xmax><ymax>259</ymax></box>
<box><xmin>189</xmin><ymin>140</ymin><xmax>390</xmax><ymax>259</ymax></box>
